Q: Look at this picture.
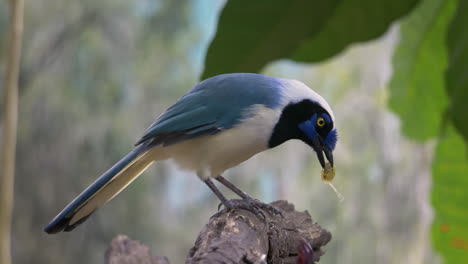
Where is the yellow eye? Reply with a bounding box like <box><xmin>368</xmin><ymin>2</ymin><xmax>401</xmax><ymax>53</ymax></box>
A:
<box><xmin>317</xmin><ymin>117</ymin><xmax>326</xmax><ymax>127</ymax></box>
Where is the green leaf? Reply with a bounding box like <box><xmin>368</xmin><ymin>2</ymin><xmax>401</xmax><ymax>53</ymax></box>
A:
<box><xmin>431</xmin><ymin>126</ymin><xmax>468</xmax><ymax>263</ymax></box>
<box><xmin>202</xmin><ymin>0</ymin><xmax>419</xmax><ymax>79</ymax></box>
<box><xmin>291</xmin><ymin>0</ymin><xmax>419</xmax><ymax>62</ymax></box>
<box><xmin>389</xmin><ymin>0</ymin><xmax>456</xmax><ymax>141</ymax></box>
<box><xmin>446</xmin><ymin>0</ymin><xmax>468</xmax><ymax>145</ymax></box>
<box><xmin>202</xmin><ymin>0</ymin><xmax>341</xmax><ymax>79</ymax></box>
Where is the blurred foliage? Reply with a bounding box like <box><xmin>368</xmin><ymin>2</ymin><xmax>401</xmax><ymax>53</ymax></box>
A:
<box><xmin>432</xmin><ymin>126</ymin><xmax>468</xmax><ymax>263</ymax></box>
<box><xmin>202</xmin><ymin>0</ymin><xmax>339</xmax><ymax>79</ymax></box>
<box><xmin>202</xmin><ymin>0</ymin><xmax>419</xmax><ymax>79</ymax></box>
<box><xmin>446</xmin><ymin>0</ymin><xmax>468</xmax><ymax>146</ymax></box>
<box><xmin>389</xmin><ymin>0</ymin><xmax>454</xmax><ymax>140</ymax></box>
<box><xmin>389</xmin><ymin>0</ymin><xmax>468</xmax><ymax>261</ymax></box>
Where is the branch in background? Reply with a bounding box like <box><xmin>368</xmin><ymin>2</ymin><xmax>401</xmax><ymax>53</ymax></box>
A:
<box><xmin>105</xmin><ymin>200</ymin><xmax>331</xmax><ymax>264</ymax></box>
<box><xmin>0</xmin><ymin>1</ymin><xmax>24</xmax><ymax>264</ymax></box>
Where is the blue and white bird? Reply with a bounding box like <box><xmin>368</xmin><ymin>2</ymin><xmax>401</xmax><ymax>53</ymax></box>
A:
<box><xmin>44</xmin><ymin>73</ymin><xmax>337</xmax><ymax>234</ymax></box>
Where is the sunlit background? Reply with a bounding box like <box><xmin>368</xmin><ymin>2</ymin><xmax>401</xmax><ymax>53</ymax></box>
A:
<box><xmin>1</xmin><ymin>0</ymin><xmax>463</xmax><ymax>263</ymax></box>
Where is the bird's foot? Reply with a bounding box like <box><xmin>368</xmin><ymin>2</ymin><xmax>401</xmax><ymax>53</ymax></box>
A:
<box><xmin>219</xmin><ymin>198</ymin><xmax>283</xmax><ymax>219</ymax></box>
<box><xmin>243</xmin><ymin>196</ymin><xmax>283</xmax><ymax>216</ymax></box>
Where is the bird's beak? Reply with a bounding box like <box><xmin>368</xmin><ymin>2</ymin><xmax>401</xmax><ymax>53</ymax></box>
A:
<box><xmin>311</xmin><ymin>136</ymin><xmax>333</xmax><ymax>169</ymax></box>
<box><xmin>324</xmin><ymin>147</ymin><xmax>334</xmax><ymax>167</ymax></box>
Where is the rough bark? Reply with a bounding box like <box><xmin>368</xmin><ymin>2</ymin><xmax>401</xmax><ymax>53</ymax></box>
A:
<box><xmin>0</xmin><ymin>1</ymin><xmax>24</xmax><ymax>264</ymax></box>
<box><xmin>106</xmin><ymin>200</ymin><xmax>331</xmax><ymax>264</ymax></box>
<box><xmin>105</xmin><ymin>235</ymin><xmax>169</xmax><ymax>264</ymax></box>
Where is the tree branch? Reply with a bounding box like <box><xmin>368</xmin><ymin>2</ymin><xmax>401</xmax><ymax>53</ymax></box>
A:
<box><xmin>0</xmin><ymin>1</ymin><xmax>24</xmax><ymax>264</ymax></box>
<box><xmin>105</xmin><ymin>200</ymin><xmax>331</xmax><ymax>264</ymax></box>
<box><xmin>105</xmin><ymin>235</ymin><xmax>169</xmax><ymax>264</ymax></box>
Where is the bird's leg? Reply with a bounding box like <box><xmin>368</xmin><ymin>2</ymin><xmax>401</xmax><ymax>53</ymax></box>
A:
<box><xmin>214</xmin><ymin>175</ymin><xmax>282</xmax><ymax>216</ymax></box>
<box><xmin>214</xmin><ymin>175</ymin><xmax>250</xmax><ymax>199</ymax></box>
<box><xmin>204</xmin><ymin>178</ymin><xmax>267</xmax><ymax>219</ymax></box>
<box><xmin>203</xmin><ymin>178</ymin><xmax>231</xmax><ymax>209</ymax></box>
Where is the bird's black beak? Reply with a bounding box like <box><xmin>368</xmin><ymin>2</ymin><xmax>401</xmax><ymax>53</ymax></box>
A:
<box><xmin>311</xmin><ymin>136</ymin><xmax>334</xmax><ymax>169</ymax></box>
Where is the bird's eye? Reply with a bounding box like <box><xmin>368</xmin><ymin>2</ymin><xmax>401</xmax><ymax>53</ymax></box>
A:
<box><xmin>317</xmin><ymin>117</ymin><xmax>326</xmax><ymax>127</ymax></box>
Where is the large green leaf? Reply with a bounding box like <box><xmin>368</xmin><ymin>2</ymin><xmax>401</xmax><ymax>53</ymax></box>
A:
<box><xmin>291</xmin><ymin>0</ymin><xmax>419</xmax><ymax>62</ymax></box>
<box><xmin>389</xmin><ymin>0</ymin><xmax>455</xmax><ymax>141</ymax></box>
<box><xmin>202</xmin><ymin>0</ymin><xmax>341</xmax><ymax>79</ymax></box>
<box><xmin>446</xmin><ymin>0</ymin><xmax>468</xmax><ymax>145</ymax></box>
<box><xmin>202</xmin><ymin>0</ymin><xmax>419</xmax><ymax>79</ymax></box>
<box><xmin>431</xmin><ymin>126</ymin><xmax>468</xmax><ymax>263</ymax></box>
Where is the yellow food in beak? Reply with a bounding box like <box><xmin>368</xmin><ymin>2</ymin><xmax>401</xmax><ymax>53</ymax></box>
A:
<box><xmin>321</xmin><ymin>162</ymin><xmax>335</xmax><ymax>182</ymax></box>
<box><xmin>321</xmin><ymin>162</ymin><xmax>343</xmax><ymax>202</ymax></box>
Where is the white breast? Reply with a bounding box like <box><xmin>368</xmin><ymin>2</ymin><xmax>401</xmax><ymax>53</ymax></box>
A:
<box><xmin>159</xmin><ymin>104</ymin><xmax>281</xmax><ymax>179</ymax></box>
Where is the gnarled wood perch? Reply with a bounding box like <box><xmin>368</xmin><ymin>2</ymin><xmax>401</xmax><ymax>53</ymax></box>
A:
<box><xmin>105</xmin><ymin>200</ymin><xmax>331</xmax><ymax>264</ymax></box>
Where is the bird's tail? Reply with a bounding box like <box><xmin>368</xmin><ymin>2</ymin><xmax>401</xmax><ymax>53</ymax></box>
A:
<box><xmin>44</xmin><ymin>146</ymin><xmax>154</xmax><ymax>234</ymax></box>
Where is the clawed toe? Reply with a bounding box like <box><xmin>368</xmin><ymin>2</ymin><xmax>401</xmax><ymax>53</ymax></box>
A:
<box><xmin>245</xmin><ymin>198</ymin><xmax>283</xmax><ymax>217</ymax></box>
<box><xmin>223</xmin><ymin>199</ymin><xmax>266</xmax><ymax>219</ymax></box>
<box><xmin>254</xmin><ymin>200</ymin><xmax>283</xmax><ymax>216</ymax></box>
<box><xmin>219</xmin><ymin>198</ymin><xmax>282</xmax><ymax>219</ymax></box>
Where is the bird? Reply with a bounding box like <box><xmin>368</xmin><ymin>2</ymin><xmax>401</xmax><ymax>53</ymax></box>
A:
<box><xmin>44</xmin><ymin>73</ymin><xmax>337</xmax><ymax>234</ymax></box>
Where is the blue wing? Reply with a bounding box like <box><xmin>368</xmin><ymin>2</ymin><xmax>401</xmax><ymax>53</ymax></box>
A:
<box><xmin>136</xmin><ymin>73</ymin><xmax>282</xmax><ymax>146</ymax></box>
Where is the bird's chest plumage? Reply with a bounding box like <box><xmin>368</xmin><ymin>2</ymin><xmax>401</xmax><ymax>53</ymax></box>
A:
<box><xmin>163</xmin><ymin>105</ymin><xmax>281</xmax><ymax>179</ymax></box>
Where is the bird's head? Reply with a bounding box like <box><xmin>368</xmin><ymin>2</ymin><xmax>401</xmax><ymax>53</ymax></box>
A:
<box><xmin>296</xmin><ymin>104</ymin><xmax>337</xmax><ymax>168</ymax></box>
<box><xmin>268</xmin><ymin>80</ymin><xmax>337</xmax><ymax>169</ymax></box>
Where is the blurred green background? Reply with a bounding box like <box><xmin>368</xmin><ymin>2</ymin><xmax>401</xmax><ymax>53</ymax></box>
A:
<box><xmin>0</xmin><ymin>0</ymin><xmax>467</xmax><ymax>263</ymax></box>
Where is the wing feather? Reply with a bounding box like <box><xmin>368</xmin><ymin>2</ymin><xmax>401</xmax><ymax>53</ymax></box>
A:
<box><xmin>136</xmin><ymin>73</ymin><xmax>282</xmax><ymax>147</ymax></box>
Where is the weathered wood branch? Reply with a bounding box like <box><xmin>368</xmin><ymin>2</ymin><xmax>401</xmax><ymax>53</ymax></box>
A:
<box><xmin>105</xmin><ymin>236</ymin><xmax>169</xmax><ymax>264</ymax></box>
<box><xmin>105</xmin><ymin>200</ymin><xmax>331</xmax><ymax>264</ymax></box>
